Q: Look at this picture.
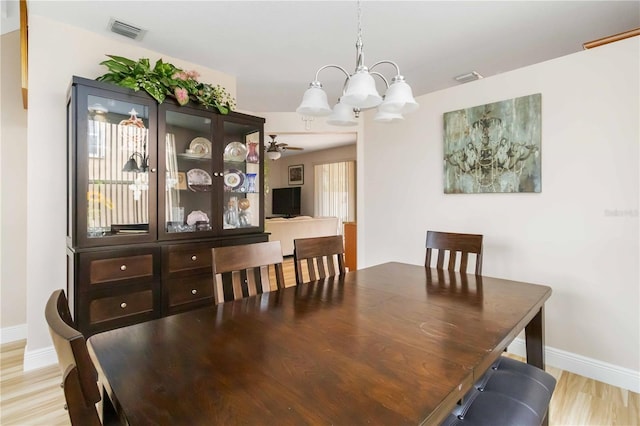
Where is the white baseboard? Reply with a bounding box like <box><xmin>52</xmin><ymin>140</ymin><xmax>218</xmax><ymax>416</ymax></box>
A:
<box><xmin>0</xmin><ymin>323</ymin><xmax>27</xmax><ymax>344</ymax></box>
<box><xmin>23</xmin><ymin>344</ymin><xmax>58</xmax><ymax>372</ymax></box>
<box><xmin>507</xmin><ymin>337</ymin><xmax>640</xmax><ymax>393</ymax></box>
<box><xmin>2</xmin><ymin>324</ymin><xmax>58</xmax><ymax>372</ymax></box>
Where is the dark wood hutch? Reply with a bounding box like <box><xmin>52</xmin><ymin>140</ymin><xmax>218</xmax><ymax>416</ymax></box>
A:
<box><xmin>67</xmin><ymin>77</ymin><xmax>267</xmax><ymax>336</ymax></box>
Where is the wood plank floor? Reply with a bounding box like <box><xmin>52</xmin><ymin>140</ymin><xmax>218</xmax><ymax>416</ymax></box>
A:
<box><xmin>2</xmin><ymin>258</ymin><xmax>638</xmax><ymax>425</ymax></box>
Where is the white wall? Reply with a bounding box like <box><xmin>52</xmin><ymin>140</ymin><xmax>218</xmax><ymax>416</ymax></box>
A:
<box><xmin>1</xmin><ymin>30</ymin><xmax>28</xmax><ymax>341</ymax></box>
<box><xmin>362</xmin><ymin>37</ymin><xmax>639</xmax><ymax>388</ymax></box>
<box><xmin>24</xmin><ymin>15</ymin><xmax>236</xmax><ymax>366</ymax></box>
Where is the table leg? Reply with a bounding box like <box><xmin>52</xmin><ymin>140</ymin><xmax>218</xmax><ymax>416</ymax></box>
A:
<box><xmin>525</xmin><ymin>307</ymin><xmax>548</xmax><ymax>426</ymax></box>
<box><xmin>525</xmin><ymin>307</ymin><xmax>545</xmax><ymax>369</ymax></box>
<box><xmin>99</xmin><ymin>385</ymin><xmax>119</xmax><ymax>424</ymax></box>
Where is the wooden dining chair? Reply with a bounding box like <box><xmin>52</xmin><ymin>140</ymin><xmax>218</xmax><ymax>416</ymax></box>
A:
<box><xmin>45</xmin><ymin>289</ymin><xmax>102</xmax><ymax>426</ymax></box>
<box><xmin>211</xmin><ymin>241</ymin><xmax>285</xmax><ymax>304</ymax></box>
<box><xmin>425</xmin><ymin>230</ymin><xmax>484</xmax><ymax>275</ymax></box>
<box><xmin>293</xmin><ymin>235</ymin><xmax>346</xmax><ymax>285</ymax></box>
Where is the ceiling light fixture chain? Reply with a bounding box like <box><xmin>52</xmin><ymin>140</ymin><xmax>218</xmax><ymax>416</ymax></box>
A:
<box><xmin>357</xmin><ymin>0</ymin><xmax>363</xmax><ymax>41</ymax></box>
<box><xmin>296</xmin><ymin>0</ymin><xmax>419</xmax><ymax>126</ymax></box>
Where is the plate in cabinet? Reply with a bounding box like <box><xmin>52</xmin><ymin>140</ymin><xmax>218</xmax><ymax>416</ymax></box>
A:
<box><xmin>189</xmin><ymin>137</ymin><xmax>212</xmax><ymax>156</ymax></box>
<box><xmin>187</xmin><ymin>168</ymin><xmax>212</xmax><ymax>192</ymax></box>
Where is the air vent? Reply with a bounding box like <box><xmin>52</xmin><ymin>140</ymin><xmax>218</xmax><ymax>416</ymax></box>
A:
<box><xmin>108</xmin><ymin>18</ymin><xmax>146</xmax><ymax>40</ymax></box>
<box><xmin>454</xmin><ymin>71</ymin><xmax>483</xmax><ymax>84</ymax></box>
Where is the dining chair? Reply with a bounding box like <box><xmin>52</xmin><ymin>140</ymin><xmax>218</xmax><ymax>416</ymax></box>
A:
<box><xmin>293</xmin><ymin>235</ymin><xmax>346</xmax><ymax>285</ymax></box>
<box><xmin>44</xmin><ymin>289</ymin><xmax>102</xmax><ymax>426</ymax></box>
<box><xmin>211</xmin><ymin>241</ymin><xmax>285</xmax><ymax>304</ymax></box>
<box><xmin>425</xmin><ymin>230</ymin><xmax>484</xmax><ymax>275</ymax></box>
<box><xmin>441</xmin><ymin>356</ymin><xmax>556</xmax><ymax>426</ymax></box>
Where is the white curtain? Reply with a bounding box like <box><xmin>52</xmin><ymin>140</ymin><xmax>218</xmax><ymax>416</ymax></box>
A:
<box><xmin>314</xmin><ymin>161</ymin><xmax>356</xmax><ymax>234</ymax></box>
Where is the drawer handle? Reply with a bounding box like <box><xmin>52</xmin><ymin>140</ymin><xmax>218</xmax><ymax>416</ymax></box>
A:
<box><xmin>191</xmin><ymin>289</ymin><xmax>198</xmax><ymax>295</ymax></box>
<box><xmin>120</xmin><ymin>302</ymin><xmax>127</xmax><ymax>309</ymax></box>
<box><xmin>191</xmin><ymin>255</ymin><xmax>197</xmax><ymax>261</ymax></box>
<box><xmin>120</xmin><ymin>265</ymin><xmax>127</xmax><ymax>271</ymax></box>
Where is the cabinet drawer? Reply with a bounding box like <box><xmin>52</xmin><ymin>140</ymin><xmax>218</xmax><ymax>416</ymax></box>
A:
<box><xmin>166</xmin><ymin>276</ymin><xmax>214</xmax><ymax>309</ymax></box>
<box><xmin>88</xmin><ymin>254</ymin><xmax>154</xmax><ymax>285</ymax></box>
<box><xmin>167</xmin><ymin>246</ymin><xmax>212</xmax><ymax>275</ymax></box>
<box><xmin>89</xmin><ymin>289</ymin><xmax>153</xmax><ymax>324</ymax></box>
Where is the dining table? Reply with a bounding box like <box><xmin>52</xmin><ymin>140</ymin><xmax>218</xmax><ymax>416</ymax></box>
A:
<box><xmin>87</xmin><ymin>261</ymin><xmax>551</xmax><ymax>425</ymax></box>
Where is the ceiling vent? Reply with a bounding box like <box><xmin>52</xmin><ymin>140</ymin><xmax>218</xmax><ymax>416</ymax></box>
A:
<box><xmin>108</xmin><ymin>18</ymin><xmax>146</xmax><ymax>40</ymax></box>
<box><xmin>454</xmin><ymin>71</ymin><xmax>483</xmax><ymax>84</ymax></box>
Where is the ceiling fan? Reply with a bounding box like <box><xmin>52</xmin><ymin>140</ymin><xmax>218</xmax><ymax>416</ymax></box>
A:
<box><xmin>265</xmin><ymin>134</ymin><xmax>303</xmax><ymax>160</ymax></box>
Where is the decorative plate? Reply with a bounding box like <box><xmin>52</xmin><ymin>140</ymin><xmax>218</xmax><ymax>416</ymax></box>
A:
<box><xmin>186</xmin><ymin>210</ymin><xmax>209</xmax><ymax>226</ymax></box>
<box><xmin>187</xmin><ymin>168</ymin><xmax>212</xmax><ymax>192</ymax></box>
<box><xmin>223</xmin><ymin>142</ymin><xmax>248</xmax><ymax>162</ymax></box>
<box><xmin>189</xmin><ymin>137</ymin><xmax>212</xmax><ymax>156</ymax></box>
<box><xmin>224</xmin><ymin>168</ymin><xmax>245</xmax><ymax>190</ymax></box>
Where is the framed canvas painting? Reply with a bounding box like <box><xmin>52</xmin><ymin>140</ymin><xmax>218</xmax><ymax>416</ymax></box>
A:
<box><xmin>443</xmin><ymin>94</ymin><xmax>541</xmax><ymax>193</ymax></box>
<box><xmin>288</xmin><ymin>164</ymin><xmax>304</xmax><ymax>185</ymax></box>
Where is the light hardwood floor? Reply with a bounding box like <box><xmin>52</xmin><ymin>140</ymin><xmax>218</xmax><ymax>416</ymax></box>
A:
<box><xmin>2</xmin><ymin>258</ymin><xmax>638</xmax><ymax>425</ymax></box>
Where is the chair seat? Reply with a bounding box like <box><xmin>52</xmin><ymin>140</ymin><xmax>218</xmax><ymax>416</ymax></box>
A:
<box><xmin>441</xmin><ymin>356</ymin><xmax>556</xmax><ymax>426</ymax></box>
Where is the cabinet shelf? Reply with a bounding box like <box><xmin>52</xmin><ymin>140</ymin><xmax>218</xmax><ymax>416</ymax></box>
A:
<box><xmin>177</xmin><ymin>154</ymin><xmax>212</xmax><ymax>161</ymax></box>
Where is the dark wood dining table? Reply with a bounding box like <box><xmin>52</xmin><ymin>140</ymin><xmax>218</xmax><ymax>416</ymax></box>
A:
<box><xmin>87</xmin><ymin>262</ymin><xmax>551</xmax><ymax>425</ymax></box>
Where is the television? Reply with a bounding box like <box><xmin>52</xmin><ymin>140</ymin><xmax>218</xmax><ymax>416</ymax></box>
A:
<box><xmin>272</xmin><ymin>187</ymin><xmax>301</xmax><ymax>217</ymax></box>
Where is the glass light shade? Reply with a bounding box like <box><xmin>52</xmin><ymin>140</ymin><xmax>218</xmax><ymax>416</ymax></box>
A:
<box><xmin>342</xmin><ymin>71</ymin><xmax>383</xmax><ymax>109</ymax></box>
<box><xmin>326</xmin><ymin>101</ymin><xmax>358</xmax><ymax>126</ymax></box>
<box><xmin>374</xmin><ymin>110</ymin><xmax>404</xmax><ymax>123</ymax></box>
<box><xmin>379</xmin><ymin>80</ymin><xmax>419</xmax><ymax>114</ymax></box>
<box><xmin>296</xmin><ymin>86</ymin><xmax>332</xmax><ymax>116</ymax></box>
<box><xmin>266</xmin><ymin>150</ymin><xmax>281</xmax><ymax>160</ymax></box>
<box><xmin>122</xmin><ymin>157</ymin><xmax>142</xmax><ymax>173</ymax></box>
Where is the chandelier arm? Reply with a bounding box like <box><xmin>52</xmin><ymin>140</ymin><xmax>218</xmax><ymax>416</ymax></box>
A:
<box><xmin>314</xmin><ymin>64</ymin><xmax>352</xmax><ymax>82</ymax></box>
<box><xmin>369</xmin><ymin>60</ymin><xmax>401</xmax><ymax>76</ymax></box>
<box><xmin>369</xmin><ymin>72</ymin><xmax>389</xmax><ymax>89</ymax></box>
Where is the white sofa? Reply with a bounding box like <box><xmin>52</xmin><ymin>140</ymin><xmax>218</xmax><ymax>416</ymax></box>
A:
<box><xmin>265</xmin><ymin>216</ymin><xmax>339</xmax><ymax>256</ymax></box>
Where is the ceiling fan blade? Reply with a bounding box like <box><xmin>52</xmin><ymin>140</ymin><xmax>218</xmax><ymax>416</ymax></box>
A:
<box><xmin>284</xmin><ymin>146</ymin><xmax>304</xmax><ymax>151</ymax></box>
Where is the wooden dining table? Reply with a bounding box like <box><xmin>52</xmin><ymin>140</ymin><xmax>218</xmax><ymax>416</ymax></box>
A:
<box><xmin>87</xmin><ymin>262</ymin><xmax>551</xmax><ymax>425</ymax></box>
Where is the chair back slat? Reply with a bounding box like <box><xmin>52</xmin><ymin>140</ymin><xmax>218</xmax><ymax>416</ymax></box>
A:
<box><xmin>460</xmin><ymin>252</ymin><xmax>469</xmax><ymax>273</ymax></box>
<box><xmin>317</xmin><ymin>257</ymin><xmax>327</xmax><ymax>279</ymax></box>
<box><xmin>447</xmin><ymin>251</ymin><xmax>457</xmax><ymax>270</ymax></box>
<box><xmin>294</xmin><ymin>236</ymin><xmax>346</xmax><ymax>285</ymax></box>
<box><xmin>425</xmin><ymin>231</ymin><xmax>484</xmax><ymax>275</ymax></box>
<box><xmin>45</xmin><ymin>290</ymin><xmax>102</xmax><ymax>425</ymax></box>
<box><xmin>437</xmin><ymin>250</ymin><xmax>446</xmax><ymax>270</ymax></box>
<box><xmin>258</xmin><ymin>265</ymin><xmax>271</xmax><ymax>294</ymax></box>
<box><xmin>306</xmin><ymin>259</ymin><xmax>316</xmax><ymax>281</ymax></box>
<box><xmin>212</xmin><ymin>241</ymin><xmax>285</xmax><ymax>304</ymax></box>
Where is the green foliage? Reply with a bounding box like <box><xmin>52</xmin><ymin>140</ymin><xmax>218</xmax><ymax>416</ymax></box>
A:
<box><xmin>96</xmin><ymin>54</ymin><xmax>236</xmax><ymax>114</ymax></box>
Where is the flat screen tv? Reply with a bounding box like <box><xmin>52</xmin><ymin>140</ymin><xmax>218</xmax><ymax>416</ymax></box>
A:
<box><xmin>272</xmin><ymin>187</ymin><xmax>301</xmax><ymax>217</ymax></box>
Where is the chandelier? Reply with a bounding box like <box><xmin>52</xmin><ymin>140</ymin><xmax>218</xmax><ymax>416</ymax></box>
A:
<box><xmin>296</xmin><ymin>0</ymin><xmax>418</xmax><ymax>126</ymax></box>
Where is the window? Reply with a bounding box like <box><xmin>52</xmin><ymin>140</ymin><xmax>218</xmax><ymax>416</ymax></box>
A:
<box><xmin>314</xmin><ymin>161</ymin><xmax>356</xmax><ymax>233</ymax></box>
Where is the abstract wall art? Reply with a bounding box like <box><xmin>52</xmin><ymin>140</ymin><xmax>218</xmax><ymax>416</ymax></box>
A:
<box><xmin>443</xmin><ymin>94</ymin><xmax>541</xmax><ymax>193</ymax></box>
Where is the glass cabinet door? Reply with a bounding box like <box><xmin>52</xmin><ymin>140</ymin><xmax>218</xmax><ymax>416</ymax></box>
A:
<box><xmin>221</xmin><ymin>120</ymin><xmax>262</xmax><ymax>232</ymax></box>
<box><xmin>160</xmin><ymin>107</ymin><xmax>216</xmax><ymax>238</ymax></box>
<box><xmin>82</xmin><ymin>92</ymin><xmax>156</xmax><ymax>243</ymax></box>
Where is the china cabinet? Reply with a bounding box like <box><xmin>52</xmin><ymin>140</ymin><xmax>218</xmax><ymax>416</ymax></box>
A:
<box><xmin>66</xmin><ymin>77</ymin><xmax>267</xmax><ymax>335</ymax></box>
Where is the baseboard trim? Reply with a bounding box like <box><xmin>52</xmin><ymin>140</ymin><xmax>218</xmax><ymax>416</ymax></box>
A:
<box><xmin>0</xmin><ymin>324</ymin><xmax>27</xmax><ymax>344</ymax></box>
<box><xmin>23</xmin><ymin>344</ymin><xmax>58</xmax><ymax>372</ymax></box>
<box><xmin>507</xmin><ymin>337</ymin><xmax>640</xmax><ymax>393</ymax></box>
